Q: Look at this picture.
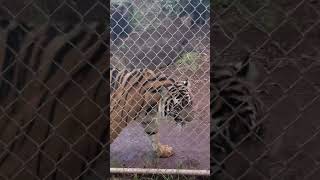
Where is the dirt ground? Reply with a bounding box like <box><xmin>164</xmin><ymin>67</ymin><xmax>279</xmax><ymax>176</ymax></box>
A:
<box><xmin>110</xmin><ymin>52</ymin><xmax>210</xmax><ymax>170</ymax></box>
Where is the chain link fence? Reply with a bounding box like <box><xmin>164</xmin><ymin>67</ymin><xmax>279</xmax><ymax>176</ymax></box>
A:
<box><xmin>110</xmin><ymin>0</ymin><xmax>210</xmax><ymax>178</ymax></box>
<box><xmin>0</xmin><ymin>0</ymin><xmax>109</xmax><ymax>180</ymax></box>
<box><xmin>213</xmin><ymin>0</ymin><xmax>320</xmax><ymax>179</ymax></box>
<box><xmin>0</xmin><ymin>0</ymin><xmax>211</xmax><ymax>179</ymax></box>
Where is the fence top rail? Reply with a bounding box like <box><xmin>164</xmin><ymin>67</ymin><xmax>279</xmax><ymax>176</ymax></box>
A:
<box><xmin>110</xmin><ymin>168</ymin><xmax>210</xmax><ymax>176</ymax></box>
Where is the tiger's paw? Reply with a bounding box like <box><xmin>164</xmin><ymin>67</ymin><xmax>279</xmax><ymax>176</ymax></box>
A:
<box><xmin>157</xmin><ymin>144</ymin><xmax>174</xmax><ymax>158</ymax></box>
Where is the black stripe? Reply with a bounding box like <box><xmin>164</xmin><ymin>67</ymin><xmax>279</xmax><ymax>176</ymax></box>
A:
<box><xmin>0</xmin><ymin>19</ymin><xmax>9</xmax><ymax>28</ymax></box>
<box><xmin>82</xmin><ymin>34</ymin><xmax>98</xmax><ymax>52</ymax></box>
<box><xmin>0</xmin><ymin>24</ymin><xmax>27</xmax><ymax>98</ymax></box>
<box><xmin>70</xmin><ymin>29</ymin><xmax>87</xmax><ymax>45</ymax></box>
<box><xmin>131</xmin><ymin>70</ymin><xmax>145</xmax><ymax>88</ymax></box>
<box><xmin>146</xmin><ymin>131</ymin><xmax>156</xmax><ymax>135</ymax></box>
<box><xmin>168</xmin><ymin>78</ymin><xmax>175</xmax><ymax>82</ymax></box>
<box><xmin>41</xmin><ymin>26</ymin><xmax>59</xmax><ymax>47</ymax></box>
<box><xmin>159</xmin><ymin>77</ymin><xmax>167</xmax><ymax>81</ymax></box>
<box><xmin>18</xmin><ymin>42</ymin><xmax>35</xmax><ymax>91</ymax></box>
<box><xmin>118</xmin><ymin>69</ymin><xmax>128</xmax><ymax>85</ymax></box>
<box><xmin>124</xmin><ymin>70</ymin><xmax>140</xmax><ymax>87</ymax></box>
<box><xmin>33</xmin><ymin>49</ymin><xmax>43</xmax><ymax>71</ymax></box>
<box><xmin>117</xmin><ymin>69</ymin><xmax>143</xmax><ymax>99</ymax></box>
<box><xmin>111</xmin><ymin>68</ymin><xmax>119</xmax><ymax>90</ymax></box>
<box><xmin>93</xmin><ymin>79</ymin><xmax>104</xmax><ymax>100</ymax></box>
<box><xmin>141</xmin><ymin>77</ymin><xmax>175</xmax><ymax>89</ymax></box>
<box><xmin>87</xmin><ymin>43</ymin><xmax>107</xmax><ymax>64</ymax></box>
<box><xmin>33</xmin><ymin>27</ymin><xmax>56</xmax><ymax>71</ymax></box>
<box><xmin>142</xmin><ymin>77</ymin><xmax>157</xmax><ymax>85</ymax></box>
<box><xmin>53</xmin><ymin>43</ymin><xmax>73</xmax><ymax>65</ymax></box>
<box><xmin>43</xmin><ymin>40</ymin><xmax>74</xmax><ymax>84</ymax></box>
<box><xmin>141</xmin><ymin>73</ymin><xmax>162</xmax><ymax>86</ymax></box>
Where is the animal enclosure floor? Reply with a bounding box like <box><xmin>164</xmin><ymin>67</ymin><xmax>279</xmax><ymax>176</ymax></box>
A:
<box><xmin>110</xmin><ymin>120</ymin><xmax>210</xmax><ymax>170</ymax></box>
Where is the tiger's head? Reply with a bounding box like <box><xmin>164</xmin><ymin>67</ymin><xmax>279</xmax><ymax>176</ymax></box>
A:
<box><xmin>159</xmin><ymin>80</ymin><xmax>194</xmax><ymax>126</ymax></box>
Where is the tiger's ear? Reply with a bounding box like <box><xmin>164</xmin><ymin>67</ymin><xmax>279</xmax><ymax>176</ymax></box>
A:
<box><xmin>182</xmin><ymin>80</ymin><xmax>188</xmax><ymax>85</ymax></box>
<box><xmin>182</xmin><ymin>79</ymin><xmax>190</xmax><ymax>88</ymax></box>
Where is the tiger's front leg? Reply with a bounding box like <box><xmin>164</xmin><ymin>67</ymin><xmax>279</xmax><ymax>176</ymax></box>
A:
<box><xmin>150</xmin><ymin>132</ymin><xmax>174</xmax><ymax>158</ymax></box>
<box><xmin>140</xmin><ymin>115</ymin><xmax>174</xmax><ymax>158</ymax></box>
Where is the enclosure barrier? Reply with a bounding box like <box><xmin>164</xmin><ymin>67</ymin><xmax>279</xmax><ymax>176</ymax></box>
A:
<box><xmin>110</xmin><ymin>0</ymin><xmax>210</xmax><ymax>178</ymax></box>
<box><xmin>0</xmin><ymin>0</ymin><xmax>210</xmax><ymax>179</ymax></box>
<box><xmin>110</xmin><ymin>168</ymin><xmax>210</xmax><ymax>176</ymax></box>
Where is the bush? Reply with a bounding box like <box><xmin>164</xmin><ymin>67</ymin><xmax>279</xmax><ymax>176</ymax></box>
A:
<box><xmin>176</xmin><ymin>52</ymin><xmax>201</xmax><ymax>71</ymax></box>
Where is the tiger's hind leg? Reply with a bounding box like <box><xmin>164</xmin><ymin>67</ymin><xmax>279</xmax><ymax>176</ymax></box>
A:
<box><xmin>140</xmin><ymin>114</ymin><xmax>174</xmax><ymax>158</ymax></box>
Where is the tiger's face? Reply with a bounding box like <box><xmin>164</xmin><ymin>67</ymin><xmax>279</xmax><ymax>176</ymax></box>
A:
<box><xmin>164</xmin><ymin>80</ymin><xmax>194</xmax><ymax>126</ymax></box>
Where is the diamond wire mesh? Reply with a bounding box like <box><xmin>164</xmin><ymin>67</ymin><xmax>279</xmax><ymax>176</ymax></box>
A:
<box><xmin>213</xmin><ymin>0</ymin><xmax>320</xmax><ymax>179</ymax></box>
<box><xmin>110</xmin><ymin>0</ymin><xmax>210</xmax><ymax>176</ymax></box>
<box><xmin>0</xmin><ymin>0</ymin><xmax>109</xmax><ymax>180</ymax></box>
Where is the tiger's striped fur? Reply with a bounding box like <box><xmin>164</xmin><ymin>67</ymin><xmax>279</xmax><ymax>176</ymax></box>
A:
<box><xmin>0</xmin><ymin>19</ymin><xmax>108</xmax><ymax>179</ymax></box>
<box><xmin>110</xmin><ymin>67</ymin><xmax>194</xmax><ymax>157</ymax></box>
<box><xmin>211</xmin><ymin>55</ymin><xmax>264</xmax><ymax>175</ymax></box>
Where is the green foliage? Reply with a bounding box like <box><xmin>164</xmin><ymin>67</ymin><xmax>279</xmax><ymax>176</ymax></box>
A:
<box><xmin>133</xmin><ymin>174</ymin><xmax>140</xmax><ymax>180</ymax></box>
<box><xmin>110</xmin><ymin>159</ymin><xmax>123</xmax><ymax>168</ymax></box>
<box><xmin>111</xmin><ymin>0</ymin><xmax>139</xmax><ymax>30</ymax></box>
<box><xmin>160</xmin><ymin>0</ymin><xmax>209</xmax><ymax>17</ymax></box>
<box><xmin>131</xmin><ymin>10</ymin><xmax>144</xmax><ymax>27</ymax></box>
<box><xmin>176</xmin><ymin>52</ymin><xmax>201</xmax><ymax>71</ymax></box>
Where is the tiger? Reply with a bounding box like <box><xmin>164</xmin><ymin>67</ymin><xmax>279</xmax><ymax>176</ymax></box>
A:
<box><xmin>0</xmin><ymin>18</ymin><xmax>109</xmax><ymax>180</ymax></box>
<box><xmin>110</xmin><ymin>67</ymin><xmax>194</xmax><ymax>158</ymax></box>
<box><xmin>211</xmin><ymin>54</ymin><xmax>264</xmax><ymax>176</ymax></box>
